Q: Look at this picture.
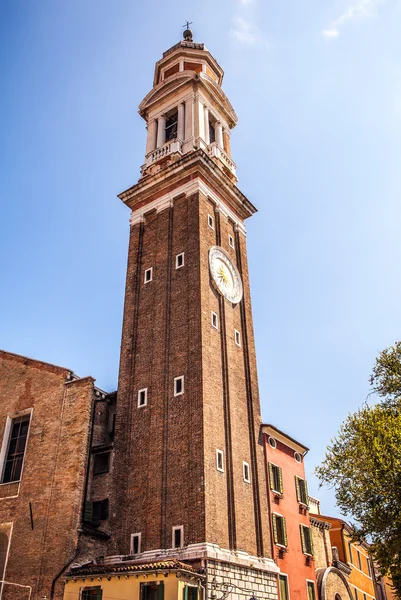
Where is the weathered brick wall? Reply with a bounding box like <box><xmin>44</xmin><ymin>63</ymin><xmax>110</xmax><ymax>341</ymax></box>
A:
<box><xmin>311</xmin><ymin>523</ymin><xmax>331</xmax><ymax>570</ymax></box>
<box><xmin>0</xmin><ymin>351</ymin><xmax>94</xmax><ymax>600</ymax></box>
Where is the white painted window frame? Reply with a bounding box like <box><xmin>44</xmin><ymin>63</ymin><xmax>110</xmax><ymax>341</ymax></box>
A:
<box><xmin>130</xmin><ymin>532</ymin><xmax>142</xmax><ymax>555</ymax></box>
<box><xmin>228</xmin><ymin>234</ymin><xmax>235</xmax><ymax>249</ymax></box>
<box><xmin>234</xmin><ymin>329</ymin><xmax>241</xmax><ymax>347</ymax></box>
<box><xmin>144</xmin><ymin>267</ymin><xmax>153</xmax><ymax>283</ymax></box>
<box><xmin>137</xmin><ymin>388</ymin><xmax>148</xmax><ymax>408</ymax></box>
<box><xmin>174</xmin><ymin>376</ymin><xmax>184</xmax><ymax>397</ymax></box>
<box><xmin>211</xmin><ymin>311</ymin><xmax>218</xmax><ymax>330</ymax></box>
<box><xmin>243</xmin><ymin>460</ymin><xmax>250</xmax><ymax>483</ymax></box>
<box><xmin>172</xmin><ymin>525</ymin><xmax>184</xmax><ymax>549</ymax></box>
<box><xmin>208</xmin><ymin>214</ymin><xmax>214</xmax><ymax>230</ymax></box>
<box><xmin>0</xmin><ymin>408</ymin><xmax>33</xmax><ymax>485</ymax></box>
<box><xmin>176</xmin><ymin>253</ymin><xmax>185</xmax><ymax>269</ymax></box>
<box><xmin>216</xmin><ymin>449</ymin><xmax>224</xmax><ymax>472</ymax></box>
<box><xmin>278</xmin><ymin>573</ymin><xmax>290</xmax><ymax>600</ymax></box>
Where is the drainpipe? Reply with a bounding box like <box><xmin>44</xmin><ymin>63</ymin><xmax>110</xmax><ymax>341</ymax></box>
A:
<box><xmin>50</xmin><ymin>546</ymin><xmax>80</xmax><ymax>599</ymax></box>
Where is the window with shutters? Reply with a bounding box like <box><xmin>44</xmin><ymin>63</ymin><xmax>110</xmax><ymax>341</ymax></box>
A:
<box><xmin>279</xmin><ymin>575</ymin><xmax>289</xmax><ymax>600</ymax></box>
<box><xmin>1</xmin><ymin>413</ymin><xmax>31</xmax><ymax>484</ymax></box>
<box><xmin>141</xmin><ymin>582</ymin><xmax>164</xmax><ymax>600</ymax></box>
<box><xmin>300</xmin><ymin>525</ymin><xmax>313</xmax><ymax>555</ymax></box>
<box><xmin>268</xmin><ymin>463</ymin><xmax>283</xmax><ymax>494</ymax></box>
<box><xmin>183</xmin><ymin>586</ymin><xmax>198</xmax><ymax>600</ymax></box>
<box><xmin>272</xmin><ymin>513</ymin><xmax>287</xmax><ymax>547</ymax></box>
<box><xmin>295</xmin><ymin>476</ymin><xmax>309</xmax><ymax>506</ymax></box>
<box><xmin>84</xmin><ymin>499</ymin><xmax>109</xmax><ymax>523</ymax></box>
<box><xmin>357</xmin><ymin>549</ymin><xmax>362</xmax><ymax>570</ymax></box>
<box><xmin>81</xmin><ymin>587</ymin><xmax>103</xmax><ymax>600</ymax></box>
<box><xmin>354</xmin><ymin>588</ymin><xmax>358</xmax><ymax>600</ymax></box>
<box><xmin>307</xmin><ymin>581</ymin><xmax>316</xmax><ymax>600</ymax></box>
<box><xmin>93</xmin><ymin>452</ymin><xmax>110</xmax><ymax>475</ymax></box>
<box><xmin>348</xmin><ymin>541</ymin><xmax>353</xmax><ymax>564</ymax></box>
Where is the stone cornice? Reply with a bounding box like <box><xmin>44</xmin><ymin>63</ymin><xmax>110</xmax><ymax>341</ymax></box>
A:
<box><xmin>119</xmin><ymin>149</ymin><xmax>256</xmax><ymax>223</ymax></box>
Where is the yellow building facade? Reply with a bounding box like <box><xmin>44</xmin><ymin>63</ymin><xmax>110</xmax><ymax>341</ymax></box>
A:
<box><xmin>63</xmin><ymin>559</ymin><xmax>204</xmax><ymax>600</ymax></box>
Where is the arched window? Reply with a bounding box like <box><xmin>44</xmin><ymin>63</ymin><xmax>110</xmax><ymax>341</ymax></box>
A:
<box><xmin>0</xmin><ymin>531</ymin><xmax>9</xmax><ymax>580</ymax></box>
<box><xmin>335</xmin><ymin>593</ymin><xmax>342</xmax><ymax>600</ymax></box>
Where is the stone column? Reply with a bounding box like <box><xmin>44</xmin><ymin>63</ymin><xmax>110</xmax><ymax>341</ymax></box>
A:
<box><xmin>145</xmin><ymin>119</ymin><xmax>157</xmax><ymax>154</ymax></box>
<box><xmin>204</xmin><ymin>105</ymin><xmax>210</xmax><ymax>144</ymax></box>
<box><xmin>156</xmin><ymin>115</ymin><xmax>166</xmax><ymax>147</ymax></box>
<box><xmin>215</xmin><ymin>121</ymin><xmax>223</xmax><ymax>148</ymax></box>
<box><xmin>184</xmin><ymin>97</ymin><xmax>193</xmax><ymax>140</ymax></box>
<box><xmin>177</xmin><ymin>103</ymin><xmax>185</xmax><ymax>141</ymax></box>
<box><xmin>223</xmin><ymin>128</ymin><xmax>231</xmax><ymax>155</ymax></box>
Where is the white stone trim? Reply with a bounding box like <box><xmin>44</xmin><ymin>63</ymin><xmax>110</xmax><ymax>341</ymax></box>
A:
<box><xmin>102</xmin><ymin>542</ymin><xmax>280</xmax><ymax>573</ymax></box>
<box><xmin>129</xmin><ymin>178</ymin><xmax>247</xmax><ymax>235</ymax></box>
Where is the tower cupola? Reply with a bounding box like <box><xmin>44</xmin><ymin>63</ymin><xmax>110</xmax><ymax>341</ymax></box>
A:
<box><xmin>139</xmin><ymin>30</ymin><xmax>238</xmax><ymax>181</ymax></box>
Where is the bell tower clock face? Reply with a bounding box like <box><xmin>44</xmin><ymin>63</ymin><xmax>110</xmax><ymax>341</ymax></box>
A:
<box><xmin>209</xmin><ymin>246</ymin><xmax>243</xmax><ymax>304</ymax></box>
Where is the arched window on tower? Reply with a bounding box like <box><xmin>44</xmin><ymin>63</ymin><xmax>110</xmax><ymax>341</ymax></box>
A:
<box><xmin>0</xmin><ymin>531</ymin><xmax>10</xmax><ymax>583</ymax></box>
<box><xmin>165</xmin><ymin>109</ymin><xmax>178</xmax><ymax>141</ymax></box>
<box><xmin>209</xmin><ymin>120</ymin><xmax>216</xmax><ymax>144</ymax></box>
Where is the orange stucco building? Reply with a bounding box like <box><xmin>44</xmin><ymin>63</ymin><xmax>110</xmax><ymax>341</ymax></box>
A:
<box><xmin>319</xmin><ymin>516</ymin><xmax>376</xmax><ymax>600</ymax></box>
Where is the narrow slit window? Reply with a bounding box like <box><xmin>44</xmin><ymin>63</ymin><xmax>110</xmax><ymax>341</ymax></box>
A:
<box><xmin>144</xmin><ymin>268</ymin><xmax>153</xmax><ymax>283</ymax></box>
<box><xmin>229</xmin><ymin>234</ymin><xmax>234</xmax><ymax>249</ymax></box>
<box><xmin>130</xmin><ymin>533</ymin><xmax>141</xmax><ymax>555</ymax></box>
<box><xmin>234</xmin><ymin>330</ymin><xmax>241</xmax><ymax>346</ymax></box>
<box><xmin>172</xmin><ymin>526</ymin><xmax>183</xmax><ymax>549</ymax></box>
<box><xmin>174</xmin><ymin>376</ymin><xmax>184</xmax><ymax>396</ymax></box>
<box><xmin>243</xmin><ymin>461</ymin><xmax>250</xmax><ymax>483</ymax></box>
<box><xmin>176</xmin><ymin>253</ymin><xmax>185</xmax><ymax>269</ymax></box>
<box><xmin>208</xmin><ymin>215</ymin><xmax>214</xmax><ymax>229</ymax></box>
<box><xmin>138</xmin><ymin>388</ymin><xmax>148</xmax><ymax>407</ymax></box>
<box><xmin>211</xmin><ymin>312</ymin><xmax>218</xmax><ymax>329</ymax></box>
<box><xmin>216</xmin><ymin>450</ymin><xmax>224</xmax><ymax>472</ymax></box>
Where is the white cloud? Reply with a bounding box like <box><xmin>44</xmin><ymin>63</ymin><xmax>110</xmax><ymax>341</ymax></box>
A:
<box><xmin>238</xmin><ymin>0</ymin><xmax>255</xmax><ymax>5</ymax></box>
<box><xmin>230</xmin><ymin>16</ymin><xmax>266</xmax><ymax>45</ymax></box>
<box><xmin>322</xmin><ymin>0</ymin><xmax>385</xmax><ymax>39</ymax></box>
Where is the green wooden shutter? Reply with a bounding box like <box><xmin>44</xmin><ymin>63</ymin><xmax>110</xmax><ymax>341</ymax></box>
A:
<box><xmin>282</xmin><ymin>516</ymin><xmax>288</xmax><ymax>547</ymax></box>
<box><xmin>84</xmin><ymin>501</ymin><xmax>93</xmax><ymax>523</ymax></box>
<box><xmin>304</xmin><ymin>480</ymin><xmax>309</xmax><ymax>505</ymax></box>
<box><xmin>295</xmin><ymin>477</ymin><xmax>301</xmax><ymax>502</ymax></box>
<box><xmin>308</xmin><ymin>527</ymin><xmax>314</xmax><ymax>555</ymax></box>
<box><xmin>300</xmin><ymin>524</ymin><xmax>306</xmax><ymax>553</ymax></box>
<box><xmin>272</xmin><ymin>514</ymin><xmax>278</xmax><ymax>544</ymax></box>
<box><xmin>97</xmin><ymin>588</ymin><xmax>103</xmax><ymax>600</ymax></box>
<box><xmin>278</xmin><ymin>467</ymin><xmax>283</xmax><ymax>494</ymax></box>
<box><xmin>268</xmin><ymin>463</ymin><xmax>274</xmax><ymax>490</ymax></box>
<box><xmin>158</xmin><ymin>583</ymin><xmax>164</xmax><ymax>600</ymax></box>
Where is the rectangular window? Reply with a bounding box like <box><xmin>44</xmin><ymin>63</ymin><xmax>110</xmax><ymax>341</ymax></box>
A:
<box><xmin>84</xmin><ymin>499</ymin><xmax>109</xmax><ymax>523</ymax></box>
<box><xmin>272</xmin><ymin>513</ymin><xmax>287</xmax><ymax>547</ymax></box>
<box><xmin>300</xmin><ymin>525</ymin><xmax>313</xmax><ymax>555</ymax></box>
<box><xmin>176</xmin><ymin>253</ymin><xmax>185</xmax><ymax>269</ymax></box>
<box><xmin>130</xmin><ymin>532</ymin><xmax>141</xmax><ymax>555</ymax></box>
<box><xmin>208</xmin><ymin>215</ymin><xmax>214</xmax><ymax>229</ymax></box>
<box><xmin>81</xmin><ymin>587</ymin><xmax>103</xmax><ymax>600</ymax></box>
<box><xmin>234</xmin><ymin>329</ymin><xmax>241</xmax><ymax>346</ymax></box>
<box><xmin>279</xmin><ymin>575</ymin><xmax>289</xmax><ymax>600</ymax></box>
<box><xmin>93</xmin><ymin>452</ymin><xmax>111</xmax><ymax>475</ymax></box>
<box><xmin>138</xmin><ymin>388</ymin><xmax>148</xmax><ymax>408</ymax></box>
<box><xmin>268</xmin><ymin>463</ymin><xmax>283</xmax><ymax>494</ymax></box>
<box><xmin>211</xmin><ymin>312</ymin><xmax>218</xmax><ymax>329</ymax></box>
<box><xmin>367</xmin><ymin>558</ymin><xmax>373</xmax><ymax>579</ymax></box>
<box><xmin>183</xmin><ymin>587</ymin><xmax>198</xmax><ymax>600</ymax></box>
<box><xmin>165</xmin><ymin>110</ymin><xmax>178</xmax><ymax>141</ymax></box>
<box><xmin>216</xmin><ymin>450</ymin><xmax>224</xmax><ymax>472</ymax></box>
<box><xmin>1</xmin><ymin>414</ymin><xmax>31</xmax><ymax>484</ymax></box>
<box><xmin>357</xmin><ymin>549</ymin><xmax>362</xmax><ymax>570</ymax></box>
<box><xmin>172</xmin><ymin>526</ymin><xmax>183</xmax><ymax>549</ymax></box>
<box><xmin>209</xmin><ymin>121</ymin><xmax>216</xmax><ymax>144</ymax></box>
<box><xmin>295</xmin><ymin>476</ymin><xmax>309</xmax><ymax>505</ymax></box>
<box><xmin>144</xmin><ymin>268</ymin><xmax>153</xmax><ymax>283</ymax></box>
<box><xmin>307</xmin><ymin>582</ymin><xmax>316</xmax><ymax>600</ymax></box>
<box><xmin>348</xmin><ymin>541</ymin><xmax>353</xmax><ymax>564</ymax></box>
<box><xmin>229</xmin><ymin>234</ymin><xmax>234</xmax><ymax>249</ymax></box>
<box><xmin>354</xmin><ymin>588</ymin><xmax>359</xmax><ymax>600</ymax></box>
<box><xmin>141</xmin><ymin>582</ymin><xmax>164</xmax><ymax>600</ymax></box>
<box><xmin>243</xmin><ymin>461</ymin><xmax>250</xmax><ymax>483</ymax></box>
<box><xmin>174</xmin><ymin>376</ymin><xmax>184</xmax><ymax>396</ymax></box>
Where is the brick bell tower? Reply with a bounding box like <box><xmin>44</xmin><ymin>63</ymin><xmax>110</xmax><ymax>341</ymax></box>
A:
<box><xmin>111</xmin><ymin>28</ymin><xmax>279</xmax><ymax>595</ymax></box>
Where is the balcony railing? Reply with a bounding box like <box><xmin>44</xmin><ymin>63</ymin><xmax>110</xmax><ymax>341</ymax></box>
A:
<box><xmin>207</xmin><ymin>142</ymin><xmax>237</xmax><ymax>179</ymax></box>
<box><xmin>144</xmin><ymin>139</ymin><xmax>183</xmax><ymax>169</ymax></box>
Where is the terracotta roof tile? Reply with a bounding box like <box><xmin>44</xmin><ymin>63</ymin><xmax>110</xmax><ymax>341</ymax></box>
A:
<box><xmin>66</xmin><ymin>558</ymin><xmax>204</xmax><ymax>578</ymax></box>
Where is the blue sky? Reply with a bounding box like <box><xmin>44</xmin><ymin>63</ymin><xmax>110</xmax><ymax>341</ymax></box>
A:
<box><xmin>1</xmin><ymin>0</ymin><xmax>401</xmax><ymax>519</ymax></box>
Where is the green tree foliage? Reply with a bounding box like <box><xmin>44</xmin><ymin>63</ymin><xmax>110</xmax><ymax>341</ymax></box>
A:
<box><xmin>316</xmin><ymin>344</ymin><xmax>401</xmax><ymax>598</ymax></box>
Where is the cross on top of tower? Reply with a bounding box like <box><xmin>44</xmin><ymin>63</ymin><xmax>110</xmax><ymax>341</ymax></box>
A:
<box><xmin>182</xmin><ymin>21</ymin><xmax>194</xmax><ymax>41</ymax></box>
